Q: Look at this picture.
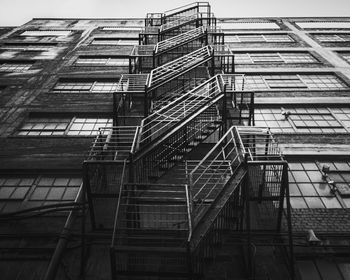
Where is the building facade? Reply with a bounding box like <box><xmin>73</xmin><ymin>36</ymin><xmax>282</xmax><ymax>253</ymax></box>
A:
<box><xmin>0</xmin><ymin>3</ymin><xmax>349</xmax><ymax>280</ymax></box>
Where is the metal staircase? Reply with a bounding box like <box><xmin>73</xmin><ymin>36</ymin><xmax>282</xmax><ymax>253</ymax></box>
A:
<box><xmin>81</xmin><ymin>3</ymin><xmax>295</xmax><ymax>280</ymax></box>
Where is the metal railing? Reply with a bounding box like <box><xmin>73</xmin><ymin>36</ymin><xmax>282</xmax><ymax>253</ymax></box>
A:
<box><xmin>160</xmin><ymin>13</ymin><xmax>201</xmax><ymax>33</ymax></box>
<box><xmin>155</xmin><ymin>26</ymin><xmax>205</xmax><ymax>54</ymax></box>
<box><xmin>115</xmin><ymin>74</ymin><xmax>149</xmax><ymax>93</ymax></box>
<box><xmin>152</xmin><ymin>77</ymin><xmax>207</xmax><ymax>111</ymax></box>
<box><xmin>86</xmin><ymin>126</ymin><xmax>140</xmax><ymax>162</ymax></box>
<box><xmin>188</xmin><ymin>127</ymin><xmax>243</xmax><ymax>219</ymax></box>
<box><xmin>236</xmin><ymin>126</ymin><xmax>283</xmax><ymax>162</ymax></box>
<box><xmin>132</xmin><ymin>105</ymin><xmax>222</xmax><ymax>183</ymax></box>
<box><xmin>148</xmin><ymin>45</ymin><xmax>212</xmax><ymax>90</ymax></box>
<box><xmin>163</xmin><ymin>2</ymin><xmax>209</xmax><ymax>22</ymax></box>
<box><xmin>110</xmin><ymin>182</ymin><xmax>192</xmax><ymax>278</ymax></box>
<box><xmin>140</xmin><ymin>75</ymin><xmax>222</xmax><ymax>146</ymax></box>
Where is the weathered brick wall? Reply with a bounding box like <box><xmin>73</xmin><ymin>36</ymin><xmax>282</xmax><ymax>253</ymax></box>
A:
<box><xmin>290</xmin><ymin>208</ymin><xmax>350</xmax><ymax>233</ymax></box>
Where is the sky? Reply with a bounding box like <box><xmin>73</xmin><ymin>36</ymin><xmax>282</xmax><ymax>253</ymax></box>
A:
<box><xmin>0</xmin><ymin>0</ymin><xmax>350</xmax><ymax>26</ymax></box>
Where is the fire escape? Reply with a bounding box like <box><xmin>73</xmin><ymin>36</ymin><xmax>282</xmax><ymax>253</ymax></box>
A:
<box><xmin>82</xmin><ymin>2</ymin><xmax>294</xmax><ymax>279</ymax></box>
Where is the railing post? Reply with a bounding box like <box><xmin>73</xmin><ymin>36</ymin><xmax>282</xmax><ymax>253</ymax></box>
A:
<box><xmin>113</xmin><ymin>93</ymin><xmax>118</xmax><ymax>127</ymax></box>
<box><xmin>80</xmin><ymin>162</ymin><xmax>90</xmax><ymax>279</ymax></box>
<box><xmin>222</xmin><ymin>84</ymin><xmax>227</xmax><ymax>133</ymax></box>
<box><xmin>187</xmin><ymin>241</ymin><xmax>193</xmax><ymax>280</ymax></box>
<box><xmin>210</xmin><ymin>48</ymin><xmax>215</xmax><ymax>76</ymax></box>
<box><xmin>128</xmin><ymin>152</ymin><xmax>134</xmax><ymax>183</ymax></box>
<box><xmin>283</xmin><ymin>162</ymin><xmax>295</xmax><ymax>280</ymax></box>
<box><xmin>110</xmin><ymin>247</ymin><xmax>117</xmax><ymax>280</ymax></box>
<box><xmin>243</xmin><ymin>152</ymin><xmax>254</xmax><ymax>278</ymax></box>
<box><xmin>144</xmin><ymin>85</ymin><xmax>149</xmax><ymax>117</ymax></box>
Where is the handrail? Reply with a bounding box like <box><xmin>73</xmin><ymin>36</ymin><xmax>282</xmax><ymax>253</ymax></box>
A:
<box><xmin>160</xmin><ymin>13</ymin><xmax>200</xmax><ymax>32</ymax></box>
<box><xmin>185</xmin><ymin>184</ymin><xmax>193</xmax><ymax>242</ymax></box>
<box><xmin>111</xmin><ymin>159</ymin><xmax>127</xmax><ymax>247</ymax></box>
<box><xmin>190</xmin><ymin>127</ymin><xmax>235</xmax><ymax>176</ymax></box>
<box><xmin>149</xmin><ymin>45</ymin><xmax>212</xmax><ymax>89</ymax></box>
<box><xmin>140</xmin><ymin>75</ymin><xmax>221</xmax><ymax>146</ymax></box>
<box><xmin>164</xmin><ymin>2</ymin><xmax>202</xmax><ymax>15</ymax></box>
<box><xmin>155</xmin><ymin>26</ymin><xmax>205</xmax><ymax>54</ymax></box>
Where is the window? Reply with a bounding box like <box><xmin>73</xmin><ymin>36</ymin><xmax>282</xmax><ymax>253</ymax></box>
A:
<box><xmin>0</xmin><ymin>177</ymin><xmax>34</xmax><ymax>200</ymax></box>
<box><xmin>288</xmin><ymin>161</ymin><xmax>347</xmax><ymax>209</ymax></box>
<box><xmin>53</xmin><ymin>80</ymin><xmax>119</xmax><ymax>93</ymax></box>
<box><xmin>254</xmin><ymin>107</ymin><xmax>350</xmax><ymax>134</ymax></box>
<box><xmin>102</xmin><ymin>26</ymin><xmax>142</xmax><ymax>31</ymax></box>
<box><xmin>265</xmin><ymin>76</ymin><xmax>307</xmax><ymax>89</ymax></box>
<box><xmin>21</xmin><ymin>30</ymin><xmax>71</xmax><ymax>36</ymax></box>
<box><xmin>0</xmin><ymin>61</ymin><xmax>33</xmax><ymax>72</ymax></box>
<box><xmin>218</xmin><ymin>21</ymin><xmax>280</xmax><ymax>30</ymax></box>
<box><xmin>2</xmin><ymin>42</ymin><xmax>57</xmax><ymax>51</ymax></box>
<box><xmin>244</xmin><ymin>74</ymin><xmax>347</xmax><ymax>90</ymax></box>
<box><xmin>296</xmin><ymin>21</ymin><xmax>350</xmax><ymax>29</ymax></box>
<box><xmin>29</xmin><ymin>176</ymin><xmax>82</xmax><ymax>201</ymax></box>
<box><xmin>298</xmin><ymin>260</ymin><xmax>350</xmax><ymax>280</ymax></box>
<box><xmin>338</xmin><ymin>52</ymin><xmax>350</xmax><ymax>63</ymax></box>
<box><xmin>0</xmin><ymin>174</ymin><xmax>82</xmax><ymax>212</ymax></box>
<box><xmin>313</xmin><ymin>33</ymin><xmax>350</xmax><ymax>42</ymax></box>
<box><xmin>17</xmin><ymin>116</ymin><xmax>113</xmax><ymax>136</ymax></box>
<box><xmin>225</xmin><ymin>34</ymin><xmax>294</xmax><ymax>43</ymax></box>
<box><xmin>91</xmin><ymin>38</ymin><xmax>138</xmax><ymax>45</ymax></box>
<box><xmin>75</xmin><ymin>56</ymin><xmax>129</xmax><ymax>66</ymax></box>
<box><xmin>235</xmin><ymin>52</ymin><xmax>317</xmax><ymax>64</ymax></box>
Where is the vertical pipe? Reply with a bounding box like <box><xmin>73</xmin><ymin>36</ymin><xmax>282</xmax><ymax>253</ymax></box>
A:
<box><xmin>243</xmin><ymin>153</ymin><xmax>253</xmax><ymax>278</ymax></box>
<box><xmin>284</xmin><ymin>163</ymin><xmax>295</xmax><ymax>280</ymax></box>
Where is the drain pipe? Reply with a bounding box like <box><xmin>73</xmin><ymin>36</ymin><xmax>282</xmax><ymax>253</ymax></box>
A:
<box><xmin>44</xmin><ymin>186</ymin><xmax>83</xmax><ymax>280</ymax></box>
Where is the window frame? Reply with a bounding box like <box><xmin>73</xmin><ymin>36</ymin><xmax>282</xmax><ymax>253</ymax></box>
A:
<box><xmin>90</xmin><ymin>37</ymin><xmax>139</xmax><ymax>46</ymax></box>
<box><xmin>254</xmin><ymin>106</ymin><xmax>350</xmax><ymax>134</ymax></box>
<box><xmin>0</xmin><ymin>172</ymin><xmax>82</xmax><ymax>213</ymax></box>
<box><xmin>74</xmin><ymin>55</ymin><xmax>130</xmax><ymax>67</ymax></box>
<box><xmin>16</xmin><ymin>114</ymin><xmax>114</xmax><ymax>137</ymax></box>
<box><xmin>224</xmin><ymin>33</ymin><xmax>295</xmax><ymax>43</ymax></box>
<box><xmin>244</xmin><ymin>73</ymin><xmax>348</xmax><ymax>91</ymax></box>
<box><xmin>288</xmin><ymin>160</ymin><xmax>349</xmax><ymax>209</ymax></box>
<box><xmin>52</xmin><ymin>79</ymin><xmax>120</xmax><ymax>93</ymax></box>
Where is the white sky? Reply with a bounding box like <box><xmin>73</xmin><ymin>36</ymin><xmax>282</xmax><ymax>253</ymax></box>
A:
<box><xmin>0</xmin><ymin>0</ymin><xmax>350</xmax><ymax>26</ymax></box>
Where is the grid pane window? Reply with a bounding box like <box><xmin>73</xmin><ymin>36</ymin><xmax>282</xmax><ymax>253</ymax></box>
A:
<box><xmin>21</xmin><ymin>30</ymin><xmax>71</xmax><ymax>36</ymax></box>
<box><xmin>66</xmin><ymin>118</ymin><xmax>113</xmax><ymax>136</ymax></box>
<box><xmin>250</xmin><ymin>53</ymin><xmax>283</xmax><ymax>63</ymax></box>
<box><xmin>300</xmin><ymin>74</ymin><xmax>346</xmax><ymax>89</ymax></box>
<box><xmin>75</xmin><ymin>57</ymin><xmax>129</xmax><ymax>66</ymax></box>
<box><xmin>235</xmin><ymin>52</ymin><xmax>317</xmax><ymax>64</ymax></box>
<box><xmin>18</xmin><ymin>118</ymin><xmax>71</xmax><ymax>136</ymax></box>
<box><xmin>254</xmin><ymin>107</ymin><xmax>350</xmax><ymax>133</ymax></box>
<box><xmin>53</xmin><ymin>81</ymin><xmax>119</xmax><ymax>93</ymax></box>
<box><xmin>0</xmin><ymin>63</ymin><xmax>32</xmax><ymax>72</ymax></box>
<box><xmin>264</xmin><ymin>75</ymin><xmax>307</xmax><ymax>88</ymax></box>
<box><xmin>53</xmin><ymin>82</ymin><xmax>92</xmax><ymax>92</ymax></box>
<box><xmin>314</xmin><ymin>34</ymin><xmax>350</xmax><ymax>42</ymax></box>
<box><xmin>238</xmin><ymin>35</ymin><xmax>264</xmax><ymax>42</ymax></box>
<box><xmin>91</xmin><ymin>82</ymin><xmax>119</xmax><ymax>93</ymax></box>
<box><xmin>30</xmin><ymin>176</ymin><xmax>82</xmax><ymax>202</ymax></box>
<box><xmin>338</xmin><ymin>53</ymin><xmax>350</xmax><ymax>63</ymax></box>
<box><xmin>281</xmin><ymin>53</ymin><xmax>317</xmax><ymax>63</ymax></box>
<box><xmin>225</xmin><ymin>34</ymin><xmax>293</xmax><ymax>43</ymax></box>
<box><xmin>18</xmin><ymin>116</ymin><xmax>112</xmax><ymax>136</ymax></box>
<box><xmin>2</xmin><ymin>44</ymin><xmax>56</xmax><ymax>51</ymax></box>
<box><xmin>102</xmin><ymin>26</ymin><xmax>142</xmax><ymax>31</ymax></box>
<box><xmin>0</xmin><ymin>177</ymin><xmax>35</xmax><ymax>200</ymax></box>
<box><xmin>264</xmin><ymin>34</ymin><xmax>293</xmax><ymax>42</ymax></box>
<box><xmin>218</xmin><ymin>22</ymin><xmax>280</xmax><ymax>30</ymax></box>
<box><xmin>244</xmin><ymin>74</ymin><xmax>347</xmax><ymax>90</ymax></box>
<box><xmin>289</xmin><ymin>162</ymin><xmax>345</xmax><ymax>209</ymax></box>
<box><xmin>234</xmin><ymin>53</ymin><xmax>252</xmax><ymax>64</ymax></box>
<box><xmin>91</xmin><ymin>38</ymin><xmax>138</xmax><ymax>45</ymax></box>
